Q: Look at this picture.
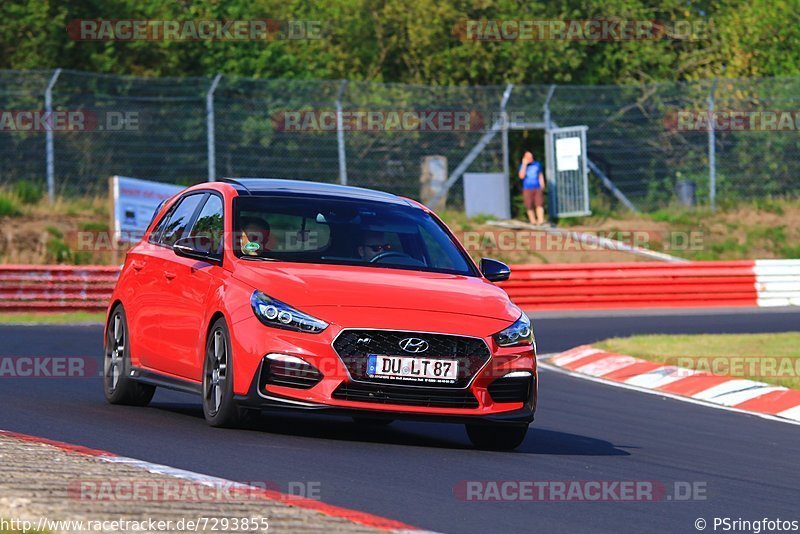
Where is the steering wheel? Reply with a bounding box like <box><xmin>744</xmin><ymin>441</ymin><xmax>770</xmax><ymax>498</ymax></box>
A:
<box><xmin>369</xmin><ymin>250</ymin><xmax>424</xmax><ymax>266</ymax></box>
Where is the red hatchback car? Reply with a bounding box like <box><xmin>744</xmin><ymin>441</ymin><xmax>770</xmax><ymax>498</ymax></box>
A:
<box><xmin>104</xmin><ymin>178</ymin><xmax>537</xmax><ymax>449</ymax></box>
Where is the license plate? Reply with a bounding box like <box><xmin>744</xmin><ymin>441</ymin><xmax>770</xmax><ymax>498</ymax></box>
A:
<box><xmin>367</xmin><ymin>354</ymin><xmax>459</xmax><ymax>383</ymax></box>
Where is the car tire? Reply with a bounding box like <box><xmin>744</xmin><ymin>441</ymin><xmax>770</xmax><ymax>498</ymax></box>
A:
<box><xmin>103</xmin><ymin>305</ymin><xmax>156</xmax><ymax>406</ymax></box>
<box><xmin>202</xmin><ymin>317</ymin><xmax>244</xmax><ymax>428</ymax></box>
<box><xmin>465</xmin><ymin>423</ymin><xmax>528</xmax><ymax>450</ymax></box>
<box><xmin>352</xmin><ymin>416</ymin><xmax>394</xmax><ymax>426</ymax></box>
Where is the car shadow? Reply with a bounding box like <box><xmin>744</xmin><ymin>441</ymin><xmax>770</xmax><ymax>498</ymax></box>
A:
<box><xmin>150</xmin><ymin>402</ymin><xmax>631</xmax><ymax>456</ymax></box>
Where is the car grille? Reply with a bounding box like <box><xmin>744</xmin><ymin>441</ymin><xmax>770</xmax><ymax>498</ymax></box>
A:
<box><xmin>487</xmin><ymin>375</ymin><xmax>533</xmax><ymax>403</ymax></box>
<box><xmin>332</xmin><ymin>329</ymin><xmax>491</xmax><ymax>388</ymax></box>
<box><xmin>332</xmin><ymin>382</ymin><xmax>479</xmax><ymax>409</ymax></box>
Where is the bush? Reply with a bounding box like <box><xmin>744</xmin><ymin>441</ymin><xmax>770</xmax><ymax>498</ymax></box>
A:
<box><xmin>80</xmin><ymin>221</ymin><xmax>109</xmax><ymax>232</ymax></box>
<box><xmin>14</xmin><ymin>181</ymin><xmax>45</xmax><ymax>205</ymax></box>
<box><xmin>45</xmin><ymin>226</ymin><xmax>63</xmax><ymax>239</ymax></box>
<box><xmin>0</xmin><ymin>193</ymin><xmax>20</xmax><ymax>217</ymax></box>
<box><xmin>754</xmin><ymin>198</ymin><xmax>785</xmax><ymax>215</ymax></box>
<box><xmin>46</xmin><ymin>236</ymin><xmax>71</xmax><ymax>263</ymax></box>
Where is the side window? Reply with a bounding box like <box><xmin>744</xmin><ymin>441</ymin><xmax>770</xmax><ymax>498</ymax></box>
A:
<box><xmin>159</xmin><ymin>194</ymin><xmax>205</xmax><ymax>247</ymax></box>
<box><xmin>187</xmin><ymin>194</ymin><xmax>224</xmax><ymax>256</ymax></box>
<box><xmin>419</xmin><ymin>224</ymin><xmax>457</xmax><ymax>270</ymax></box>
<box><xmin>148</xmin><ymin>202</ymin><xmax>172</xmax><ymax>244</ymax></box>
<box><xmin>237</xmin><ymin>211</ymin><xmax>331</xmax><ymax>254</ymax></box>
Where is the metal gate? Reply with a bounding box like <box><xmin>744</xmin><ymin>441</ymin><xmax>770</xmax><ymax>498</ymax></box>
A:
<box><xmin>546</xmin><ymin>125</ymin><xmax>590</xmax><ymax>217</ymax></box>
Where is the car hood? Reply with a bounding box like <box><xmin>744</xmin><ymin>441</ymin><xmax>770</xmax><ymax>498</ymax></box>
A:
<box><xmin>231</xmin><ymin>261</ymin><xmax>520</xmax><ymax>323</ymax></box>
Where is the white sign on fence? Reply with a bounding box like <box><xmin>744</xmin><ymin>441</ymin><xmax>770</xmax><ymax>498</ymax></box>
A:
<box><xmin>112</xmin><ymin>175</ymin><xmax>183</xmax><ymax>243</ymax></box>
<box><xmin>555</xmin><ymin>136</ymin><xmax>582</xmax><ymax>172</ymax></box>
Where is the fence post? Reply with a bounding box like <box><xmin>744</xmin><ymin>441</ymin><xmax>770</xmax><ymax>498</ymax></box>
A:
<box><xmin>206</xmin><ymin>74</ymin><xmax>222</xmax><ymax>182</ymax></box>
<box><xmin>708</xmin><ymin>78</ymin><xmax>718</xmax><ymax>212</ymax></box>
<box><xmin>501</xmin><ymin>85</ymin><xmax>514</xmax><ymax>186</ymax></box>
<box><xmin>336</xmin><ymin>80</ymin><xmax>348</xmax><ymax>185</ymax></box>
<box><xmin>426</xmin><ymin>83</ymin><xmax>513</xmax><ymax>210</ymax></box>
<box><xmin>44</xmin><ymin>68</ymin><xmax>62</xmax><ymax>202</ymax></box>
<box><xmin>543</xmin><ymin>84</ymin><xmax>557</xmax><ymax>219</ymax></box>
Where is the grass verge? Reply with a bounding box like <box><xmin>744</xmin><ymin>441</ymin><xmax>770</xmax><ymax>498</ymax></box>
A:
<box><xmin>595</xmin><ymin>333</ymin><xmax>800</xmax><ymax>389</ymax></box>
<box><xmin>0</xmin><ymin>312</ymin><xmax>105</xmax><ymax>325</ymax></box>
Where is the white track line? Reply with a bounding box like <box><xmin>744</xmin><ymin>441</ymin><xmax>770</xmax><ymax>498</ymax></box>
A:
<box><xmin>537</xmin><ymin>356</ymin><xmax>800</xmax><ymax>427</ymax></box>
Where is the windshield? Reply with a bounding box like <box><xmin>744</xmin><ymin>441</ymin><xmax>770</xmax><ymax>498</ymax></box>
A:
<box><xmin>233</xmin><ymin>195</ymin><xmax>476</xmax><ymax>276</ymax></box>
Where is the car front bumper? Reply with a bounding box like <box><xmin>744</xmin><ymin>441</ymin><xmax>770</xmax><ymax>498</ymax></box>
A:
<box><xmin>229</xmin><ymin>315</ymin><xmax>538</xmax><ymax>424</ymax></box>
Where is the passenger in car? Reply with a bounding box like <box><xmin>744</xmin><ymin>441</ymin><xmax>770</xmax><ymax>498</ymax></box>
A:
<box><xmin>240</xmin><ymin>217</ymin><xmax>271</xmax><ymax>255</ymax></box>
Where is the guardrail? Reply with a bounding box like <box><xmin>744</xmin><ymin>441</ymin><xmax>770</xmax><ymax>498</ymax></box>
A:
<box><xmin>499</xmin><ymin>261</ymin><xmax>763</xmax><ymax>311</ymax></box>
<box><xmin>0</xmin><ymin>265</ymin><xmax>120</xmax><ymax>312</ymax></box>
<box><xmin>0</xmin><ymin>261</ymin><xmax>798</xmax><ymax>313</ymax></box>
<box><xmin>754</xmin><ymin>259</ymin><xmax>800</xmax><ymax>307</ymax></box>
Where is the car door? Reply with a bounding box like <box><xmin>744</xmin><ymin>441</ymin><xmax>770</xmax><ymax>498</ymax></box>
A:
<box><xmin>124</xmin><ymin>199</ymin><xmax>184</xmax><ymax>369</ymax></box>
<box><xmin>156</xmin><ymin>192</ymin><xmax>224</xmax><ymax>381</ymax></box>
<box><xmin>141</xmin><ymin>192</ymin><xmax>208</xmax><ymax>377</ymax></box>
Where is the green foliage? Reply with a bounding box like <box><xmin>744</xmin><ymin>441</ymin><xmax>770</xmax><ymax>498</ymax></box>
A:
<box><xmin>79</xmin><ymin>221</ymin><xmax>109</xmax><ymax>232</ymax></box>
<box><xmin>43</xmin><ymin>229</ymin><xmax>95</xmax><ymax>264</ymax></box>
<box><xmin>2</xmin><ymin>1</ymin><xmax>799</xmax><ymax>213</ymax></box>
<box><xmin>13</xmin><ymin>181</ymin><xmax>44</xmax><ymax>205</ymax></box>
<box><xmin>753</xmin><ymin>198</ymin><xmax>785</xmax><ymax>215</ymax></box>
<box><xmin>780</xmin><ymin>244</ymin><xmax>800</xmax><ymax>259</ymax></box>
<box><xmin>45</xmin><ymin>225</ymin><xmax>63</xmax><ymax>239</ymax></box>
<box><xmin>746</xmin><ymin>225</ymin><xmax>788</xmax><ymax>254</ymax></box>
<box><xmin>0</xmin><ymin>193</ymin><xmax>20</xmax><ymax>217</ymax></box>
<box><xmin>470</xmin><ymin>213</ymin><xmax>494</xmax><ymax>224</ymax></box>
<box><xmin>1</xmin><ymin>0</ymin><xmax>799</xmax><ymax>85</ymax></box>
<box><xmin>648</xmin><ymin>208</ymin><xmax>705</xmax><ymax>226</ymax></box>
<box><xmin>45</xmin><ymin>234</ymin><xmax>71</xmax><ymax>263</ymax></box>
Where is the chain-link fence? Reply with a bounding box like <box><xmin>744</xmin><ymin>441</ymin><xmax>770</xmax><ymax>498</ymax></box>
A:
<box><xmin>1</xmin><ymin>69</ymin><xmax>799</xmax><ymax>211</ymax></box>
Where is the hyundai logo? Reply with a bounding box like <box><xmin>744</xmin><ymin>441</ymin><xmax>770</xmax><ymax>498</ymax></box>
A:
<box><xmin>399</xmin><ymin>337</ymin><xmax>429</xmax><ymax>353</ymax></box>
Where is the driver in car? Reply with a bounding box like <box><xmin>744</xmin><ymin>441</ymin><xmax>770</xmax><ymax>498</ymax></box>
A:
<box><xmin>358</xmin><ymin>231</ymin><xmax>393</xmax><ymax>262</ymax></box>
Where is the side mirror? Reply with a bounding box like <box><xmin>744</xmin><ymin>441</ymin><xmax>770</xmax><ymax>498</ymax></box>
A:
<box><xmin>173</xmin><ymin>236</ymin><xmax>220</xmax><ymax>264</ymax></box>
<box><xmin>480</xmin><ymin>258</ymin><xmax>511</xmax><ymax>282</ymax></box>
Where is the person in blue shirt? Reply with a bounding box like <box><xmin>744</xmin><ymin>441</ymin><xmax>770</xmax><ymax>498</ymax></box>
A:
<box><xmin>518</xmin><ymin>151</ymin><xmax>546</xmax><ymax>225</ymax></box>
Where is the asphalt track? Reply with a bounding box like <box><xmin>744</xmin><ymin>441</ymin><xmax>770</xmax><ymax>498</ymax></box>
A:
<box><xmin>1</xmin><ymin>310</ymin><xmax>799</xmax><ymax>533</ymax></box>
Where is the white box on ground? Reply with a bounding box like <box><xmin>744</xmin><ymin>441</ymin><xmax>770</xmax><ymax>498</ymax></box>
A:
<box><xmin>112</xmin><ymin>175</ymin><xmax>183</xmax><ymax>243</ymax></box>
<box><xmin>463</xmin><ymin>172</ymin><xmax>510</xmax><ymax>219</ymax></box>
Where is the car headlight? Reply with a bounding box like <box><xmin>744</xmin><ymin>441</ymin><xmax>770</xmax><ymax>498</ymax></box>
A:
<box><xmin>250</xmin><ymin>290</ymin><xmax>328</xmax><ymax>334</ymax></box>
<box><xmin>493</xmin><ymin>313</ymin><xmax>534</xmax><ymax>347</ymax></box>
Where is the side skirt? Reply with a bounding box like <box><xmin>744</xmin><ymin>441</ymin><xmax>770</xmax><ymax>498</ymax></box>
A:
<box><xmin>129</xmin><ymin>367</ymin><xmax>203</xmax><ymax>395</ymax></box>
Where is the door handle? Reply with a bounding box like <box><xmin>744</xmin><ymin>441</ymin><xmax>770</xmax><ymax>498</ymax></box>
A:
<box><xmin>131</xmin><ymin>260</ymin><xmax>145</xmax><ymax>271</ymax></box>
<box><xmin>164</xmin><ymin>271</ymin><xmax>177</xmax><ymax>281</ymax></box>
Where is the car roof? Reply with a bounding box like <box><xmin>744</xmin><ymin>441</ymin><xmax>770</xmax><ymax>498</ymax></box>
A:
<box><xmin>219</xmin><ymin>178</ymin><xmax>412</xmax><ymax>206</ymax></box>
